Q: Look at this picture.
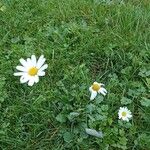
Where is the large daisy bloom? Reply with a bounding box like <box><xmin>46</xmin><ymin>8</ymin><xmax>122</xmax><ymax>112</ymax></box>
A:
<box><xmin>14</xmin><ymin>55</ymin><xmax>48</xmax><ymax>86</ymax></box>
<box><xmin>118</xmin><ymin>107</ymin><xmax>132</xmax><ymax>122</ymax></box>
<box><xmin>89</xmin><ymin>82</ymin><xmax>107</xmax><ymax>100</ymax></box>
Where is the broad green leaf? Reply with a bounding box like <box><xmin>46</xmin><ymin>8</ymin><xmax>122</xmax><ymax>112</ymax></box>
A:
<box><xmin>63</xmin><ymin>132</ymin><xmax>74</xmax><ymax>142</ymax></box>
<box><xmin>67</xmin><ymin>112</ymin><xmax>79</xmax><ymax>121</ymax></box>
<box><xmin>140</xmin><ymin>97</ymin><xmax>150</xmax><ymax>107</ymax></box>
<box><xmin>121</xmin><ymin>97</ymin><xmax>132</xmax><ymax>105</ymax></box>
<box><xmin>56</xmin><ymin>114</ymin><xmax>67</xmax><ymax>123</ymax></box>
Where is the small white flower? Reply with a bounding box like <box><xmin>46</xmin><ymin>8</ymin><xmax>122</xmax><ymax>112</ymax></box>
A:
<box><xmin>118</xmin><ymin>107</ymin><xmax>132</xmax><ymax>122</ymax></box>
<box><xmin>14</xmin><ymin>55</ymin><xmax>48</xmax><ymax>86</ymax></box>
<box><xmin>89</xmin><ymin>81</ymin><xmax>107</xmax><ymax>100</ymax></box>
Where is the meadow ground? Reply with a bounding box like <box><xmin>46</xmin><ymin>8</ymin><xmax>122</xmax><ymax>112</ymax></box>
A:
<box><xmin>0</xmin><ymin>0</ymin><xmax>150</xmax><ymax>149</ymax></box>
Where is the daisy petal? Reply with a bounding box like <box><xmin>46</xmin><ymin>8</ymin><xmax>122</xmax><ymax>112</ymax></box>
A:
<box><xmin>39</xmin><ymin>64</ymin><xmax>48</xmax><ymax>71</ymax></box>
<box><xmin>89</xmin><ymin>86</ymin><xmax>93</xmax><ymax>92</ymax></box>
<box><xmin>38</xmin><ymin>71</ymin><xmax>45</xmax><ymax>76</ymax></box>
<box><xmin>93</xmin><ymin>81</ymin><xmax>99</xmax><ymax>85</ymax></box>
<box><xmin>16</xmin><ymin>66</ymin><xmax>27</xmax><ymax>72</ymax></box>
<box><xmin>123</xmin><ymin>117</ymin><xmax>129</xmax><ymax>122</ymax></box>
<box><xmin>34</xmin><ymin>75</ymin><xmax>39</xmax><ymax>83</ymax></box>
<box><xmin>20</xmin><ymin>75</ymin><xmax>29</xmax><ymax>83</ymax></box>
<box><xmin>99</xmin><ymin>88</ymin><xmax>107</xmax><ymax>96</ymax></box>
<box><xmin>90</xmin><ymin>91</ymin><xmax>97</xmax><ymax>100</ymax></box>
<box><xmin>31</xmin><ymin>55</ymin><xmax>36</xmax><ymax>66</ymax></box>
<box><xmin>118</xmin><ymin>115</ymin><xmax>122</xmax><ymax>119</ymax></box>
<box><xmin>26</xmin><ymin>58</ymin><xmax>33</xmax><ymax>67</ymax></box>
<box><xmin>100</xmin><ymin>83</ymin><xmax>105</xmax><ymax>86</ymax></box>
<box><xmin>14</xmin><ymin>72</ymin><xmax>25</xmax><ymax>76</ymax></box>
<box><xmin>128</xmin><ymin>114</ymin><xmax>132</xmax><ymax>118</ymax></box>
<box><xmin>28</xmin><ymin>78</ymin><xmax>35</xmax><ymax>86</ymax></box>
<box><xmin>19</xmin><ymin>58</ymin><xmax>28</xmax><ymax>68</ymax></box>
<box><xmin>36</xmin><ymin>55</ymin><xmax>46</xmax><ymax>69</ymax></box>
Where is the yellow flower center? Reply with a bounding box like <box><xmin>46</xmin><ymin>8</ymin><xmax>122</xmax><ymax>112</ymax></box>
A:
<box><xmin>92</xmin><ymin>83</ymin><xmax>101</xmax><ymax>92</ymax></box>
<box><xmin>28</xmin><ymin>67</ymin><xmax>38</xmax><ymax>76</ymax></box>
<box><xmin>122</xmin><ymin>112</ymin><xmax>127</xmax><ymax>117</ymax></box>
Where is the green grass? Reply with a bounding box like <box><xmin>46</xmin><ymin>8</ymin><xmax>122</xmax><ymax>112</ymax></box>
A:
<box><xmin>0</xmin><ymin>0</ymin><xmax>150</xmax><ymax>149</ymax></box>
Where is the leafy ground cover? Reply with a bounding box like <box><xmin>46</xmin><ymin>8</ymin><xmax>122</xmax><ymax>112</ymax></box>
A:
<box><xmin>0</xmin><ymin>0</ymin><xmax>150</xmax><ymax>149</ymax></box>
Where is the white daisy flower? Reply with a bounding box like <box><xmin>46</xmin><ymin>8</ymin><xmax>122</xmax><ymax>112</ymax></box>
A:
<box><xmin>118</xmin><ymin>107</ymin><xmax>132</xmax><ymax>122</ymax></box>
<box><xmin>14</xmin><ymin>55</ymin><xmax>48</xmax><ymax>86</ymax></box>
<box><xmin>89</xmin><ymin>81</ymin><xmax>107</xmax><ymax>100</ymax></box>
